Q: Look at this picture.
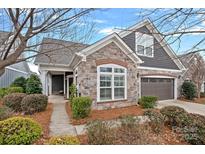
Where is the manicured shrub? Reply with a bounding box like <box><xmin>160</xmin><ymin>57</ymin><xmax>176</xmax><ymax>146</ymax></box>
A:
<box><xmin>6</xmin><ymin>86</ymin><xmax>24</xmax><ymax>94</ymax></box>
<box><xmin>47</xmin><ymin>136</ymin><xmax>80</xmax><ymax>145</ymax></box>
<box><xmin>144</xmin><ymin>110</ymin><xmax>165</xmax><ymax>133</ymax></box>
<box><xmin>21</xmin><ymin>94</ymin><xmax>48</xmax><ymax>114</ymax></box>
<box><xmin>0</xmin><ymin>117</ymin><xmax>42</xmax><ymax>144</ymax></box>
<box><xmin>0</xmin><ymin>106</ymin><xmax>12</xmax><ymax>121</ymax></box>
<box><xmin>26</xmin><ymin>74</ymin><xmax>42</xmax><ymax>94</ymax></box>
<box><xmin>120</xmin><ymin>115</ymin><xmax>138</xmax><ymax>128</ymax></box>
<box><xmin>181</xmin><ymin>81</ymin><xmax>196</xmax><ymax>100</ymax></box>
<box><xmin>10</xmin><ymin>77</ymin><xmax>27</xmax><ymax>92</ymax></box>
<box><xmin>139</xmin><ymin>96</ymin><xmax>157</xmax><ymax>109</ymax></box>
<box><xmin>0</xmin><ymin>88</ymin><xmax>8</xmax><ymax>99</ymax></box>
<box><xmin>160</xmin><ymin>106</ymin><xmax>191</xmax><ymax>127</ymax></box>
<box><xmin>69</xmin><ymin>84</ymin><xmax>77</xmax><ymax>104</ymax></box>
<box><xmin>71</xmin><ymin>96</ymin><xmax>92</xmax><ymax>119</ymax></box>
<box><xmin>3</xmin><ymin>93</ymin><xmax>26</xmax><ymax>112</ymax></box>
<box><xmin>181</xmin><ymin>113</ymin><xmax>205</xmax><ymax>145</ymax></box>
<box><xmin>86</xmin><ymin>120</ymin><xmax>115</xmax><ymax>145</ymax></box>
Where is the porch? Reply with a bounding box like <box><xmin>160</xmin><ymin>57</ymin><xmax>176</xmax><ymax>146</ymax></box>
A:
<box><xmin>40</xmin><ymin>69</ymin><xmax>75</xmax><ymax>99</ymax></box>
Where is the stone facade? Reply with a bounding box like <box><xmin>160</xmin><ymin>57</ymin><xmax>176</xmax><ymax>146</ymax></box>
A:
<box><xmin>77</xmin><ymin>42</ymin><xmax>140</xmax><ymax>110</ymax></box>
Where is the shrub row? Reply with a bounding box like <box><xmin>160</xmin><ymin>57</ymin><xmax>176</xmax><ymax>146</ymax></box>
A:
<box><xmin>160</xmin><ymin>105</ymin><xmax>205</xmax><ymax>145</ymax></box>
<box><xmin>0</xmin><ymin>106</ymin><xmax>12</xmax><ymax>121</ymax></box>
<box><xmin>2</xmin><ymin>93</ymin><xmax>48</xmax><ymax>114</ymax></box>
<box><xmin>0</xmin><ymin>117</ymin><xmax>42</xmax><ymax>145</ymax></box>
<box><xmin>0</xmin><ymin>87</ymin><xmax>24</xmax><ymax>99</ymax></box>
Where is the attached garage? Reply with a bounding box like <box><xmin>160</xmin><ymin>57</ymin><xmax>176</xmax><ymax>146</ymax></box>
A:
<box><xmin>141</xmin><ymin>77</ymin><xmax>174</xmax><ymax>100</ymax></box>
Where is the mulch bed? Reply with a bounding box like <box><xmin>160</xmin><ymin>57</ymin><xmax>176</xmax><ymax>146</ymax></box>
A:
<box><xmin>25</xmin><ymin>103</ymin><xmax>53</xmax><ymax>144</ymax></box>
<box><xmin>66</xmin><ymin>102</ymin><xmax>144</xmax><ymax>125</ymax></box>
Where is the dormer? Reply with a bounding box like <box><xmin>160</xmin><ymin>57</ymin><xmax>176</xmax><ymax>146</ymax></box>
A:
<box><xmin>135</xmin><ymin>32</ymin><xmax>154</xmax><ymax>57</ymax></box>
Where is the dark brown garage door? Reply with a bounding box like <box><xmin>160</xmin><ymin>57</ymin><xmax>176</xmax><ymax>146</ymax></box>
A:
<box><xmin>141</xmin><ymin>78</ymin><xmax>174</xmax><ymax>100</ymax></box>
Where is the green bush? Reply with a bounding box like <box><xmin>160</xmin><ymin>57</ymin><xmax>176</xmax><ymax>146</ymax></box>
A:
<box><xmin>71</xmin><ymin>96</ymin><xmax>92</xmax><ymax>119</ymax></box>
<box><xmin>160</xmin><ymin>106</ymin><xmax>191</xmax><ymax>127</ymax></box>
<box><xmin>0</xmin><ymin>106</ymin><xmax>12</xmax><ymax>121</ymax></box>
<box><xmin>181</xmin><ymin>81</ymin><xmax>196</xmax><ymax>100</ymax></box>
<box><xmin>139</xmin><ymin>96</ymin><xmax>157</xmax><ymax>109</ymax></box>
<box><xmin>21</xmin><ymin>94</ymin><xmax>48</xmax><ymax>114</ymax></box>
<box><xmin>7</xmin><ymin>87</ymin><xmax>24</xmax><ymax>94</ymax></box>
<box><xmin>144</xmin><ymin>110</ymin><xmax>165</xmax><ymax>133</ymax></box>
<box><xmin>3</xmin><ymin>93</ymin><xmax>26</xmax><ymax>112</ymax></box>
<box><xmin>0</xmin><ymin>88</ymin><xmax>8</xmax><ymax>99</ymax></box>
<box><xmin>181</xmin><ymin>113</ymin><xmax>205</xmax><ymax>145</ymax></box>
<box><xmin>47</xmin><ymin>136</ymin><xmax>80</xmax><ymax>145</ymax></box>
<box><xmin>0</xmin><ymin>117</ymin><xmax>42</xmax><ymax>145</ymax></box>
<box><xmin>69</xmin><ymin>84</ymin><xmax>77</xmax><ymax>103</ymax></box>
<box><xmin>26</xmin><ymin>74</ymin><xmax>42</xmax><ymax>94</ymax></box>
<box><xmin>10</xmin><ymin>77</ymin><xmax>27</xmax><ymax>92</ymax></box>
<box><xmin>86</xmin><ymin>120</ymin><xmax>115</xmax><ymax>145</ymax></box>
<box><xmin>120</xmin><ymin>115</ymin><xmax>138</xmax><ymax>128</ymax></box>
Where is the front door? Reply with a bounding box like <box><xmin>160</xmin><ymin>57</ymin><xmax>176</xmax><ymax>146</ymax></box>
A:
<box><xmin>66</xmin><ymin>76</ymin><xmax>73</xmax><ymax>99</ymax></box>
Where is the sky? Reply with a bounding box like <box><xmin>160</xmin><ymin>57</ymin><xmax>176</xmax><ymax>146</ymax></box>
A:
<box><xmin>1</xmin><ymin>9</ymin><xmax>205</xmax><ymax>73</ymax></box>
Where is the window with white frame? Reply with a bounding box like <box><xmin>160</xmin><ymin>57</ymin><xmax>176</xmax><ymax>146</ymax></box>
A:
<box><xmin>135</xmin><ymin>32</ymin><xmax>154</xmax><ymax>57</ymax></box>
<box><xmin>97</xmin><ymin>64</ymin><xmax>127</xmax><ymax>102</ymax></box>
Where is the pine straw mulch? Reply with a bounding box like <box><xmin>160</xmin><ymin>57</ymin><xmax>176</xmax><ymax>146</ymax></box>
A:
<box><xmin>21</xmin><ymin>103</ymin><xmax>53</xmax><ymax>144</ymax></box>
<box><xmin>78</xmin><ymin>125</ymin><xmax>187</xmax><ymax>145</ymax></box>
<box><xmin>66</xmin><ymin>102</ymin><xmax>145</xmax><ymax>125</ymax></box>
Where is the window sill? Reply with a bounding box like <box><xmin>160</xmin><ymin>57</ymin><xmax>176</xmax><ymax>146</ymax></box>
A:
<box><xmin>137</xmin><ymin>53</ymin><xmax>154</xmax><ymax>58</ymax></box>
<box><xmin>97</xmin><ymin>99</ymin><xmax>127</xmax><ymax>104</ymax></box>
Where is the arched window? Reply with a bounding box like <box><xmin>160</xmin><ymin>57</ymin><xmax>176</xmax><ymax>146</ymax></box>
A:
<box><xmin>97</xmin><ymin>64</ymin><xmax>127</xmax><ymax>102</ymax></box>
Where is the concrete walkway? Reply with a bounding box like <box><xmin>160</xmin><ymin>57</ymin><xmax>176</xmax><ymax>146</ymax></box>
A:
<box><xmin>157</xmin><ymin>100</ymin><xmax>205</xmax><ymax>116</ymax></box>
<box><xmin>49</xmin><ymin>95</ymin><xmax>77</xmax><ymax>136</ymax></box>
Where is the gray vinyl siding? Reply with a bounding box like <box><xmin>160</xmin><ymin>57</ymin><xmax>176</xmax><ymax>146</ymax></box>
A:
<box><xmin>122</xmin><ymin>26</ymin><xmax>180</xmax><ymax>70</ymax></box>
<box><xmin>0</xmin><ymin>68</ymin><xmax>29</xmax><ymax>88</ymax></box>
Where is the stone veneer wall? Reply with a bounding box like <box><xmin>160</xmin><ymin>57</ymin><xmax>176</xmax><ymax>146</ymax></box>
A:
<box><xmin>77</xmin><ymin>42</ymin><xmax>139</xmax><ymax>110</ymax></box>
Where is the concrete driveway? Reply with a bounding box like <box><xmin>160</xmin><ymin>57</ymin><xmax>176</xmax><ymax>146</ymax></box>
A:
<box><xmin>157</xmin><ymin>100</ymin><xmax>205</xmax><ymax>116</ymax></box>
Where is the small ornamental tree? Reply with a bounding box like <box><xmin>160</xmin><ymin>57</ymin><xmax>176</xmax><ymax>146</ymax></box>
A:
<box><xmin>26</xmin><ymin>74</ymin><xmax>42</xmax><ymax>94</ymax></box>
<box><xmin>181</xmin><ymin>81</ymin><xmax>196</xmax><ymax>100</ymax></box>
<box><xmin>10</xmin><ymin>77</ymin><xmax>27</xmax><ymax>92</ymax></box>
<box><xmin>69</xmin><ymin>84</ymin><xmax>77</xmax><ymax>103</ymax></box>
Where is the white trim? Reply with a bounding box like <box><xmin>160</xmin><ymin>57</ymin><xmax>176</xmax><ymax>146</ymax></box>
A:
<box><xmin>142</xmin><ymin>75</ymin><xmax>175</xmax><ymax>79</ymax></box>
<box><xmin>174</xmin><ymin>78</ymin><xmax>178</xmax><ymax>99</ymax></box>
<box><xmin>97</xmin><ymin>64</ymin><xmax>127</xmax><ymax>102</ymax></box>
<box><xmin>78</xmin><ymin>33</ymin><xmax>143</xmax><ymax>65</ymax></box>
<box><xmin>138</xmin><ymin>66</ymin><xmax>182</xmax><ymax>72</ymax></box>
<box><xmin>119</xmin><ymin>19</ymin><xmax>185</xmax><ymax>70</ymax></box>
<box><xmin>66</xmin><ymin>75</ymin><xmax>74</xmax><ymax>99</ymax></box>
<box><xmin>6</xmin><ymin>66</ymin><xmax>29</xmax><ymax>75</ymax></box>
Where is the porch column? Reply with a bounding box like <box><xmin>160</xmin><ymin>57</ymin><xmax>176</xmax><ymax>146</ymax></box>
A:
<box><xmin>40</xmin><ymin>70</ymin><xmax>48</xmax><ymax>95</ymax></box>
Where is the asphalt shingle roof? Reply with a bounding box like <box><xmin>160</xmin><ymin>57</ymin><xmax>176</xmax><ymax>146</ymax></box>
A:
<box><xmin>34</xmin><ymin>38</ymin><xmax>89</xmax><ymax>65</ymax></box>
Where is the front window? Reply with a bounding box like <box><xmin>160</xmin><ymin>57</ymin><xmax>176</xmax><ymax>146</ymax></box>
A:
<box><xmin>97</xmin><ymin>64</ymin><xmax>127</xmax><ymax>102</ymax></box>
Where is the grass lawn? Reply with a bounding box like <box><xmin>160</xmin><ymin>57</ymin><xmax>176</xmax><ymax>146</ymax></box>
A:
<box><xmin>66</xmin><ymin>102</ymin><xmax>145</xmax><ymax>125</ymax></box>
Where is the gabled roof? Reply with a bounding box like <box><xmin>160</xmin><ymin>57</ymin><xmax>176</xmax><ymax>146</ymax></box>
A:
<box><xmin>119</xmin><ymin>19</ymin><xmax>186</xmax><ymax>70</ymax></box>
<box><xmin>34</xmin><ymin>38</ymin><xmax>89</xmax><ymax>65</ymax></box>
<box><xmin>76</xmin><ymin>33</ymin><xmax>143</xmax><ymax>65</ymax></box>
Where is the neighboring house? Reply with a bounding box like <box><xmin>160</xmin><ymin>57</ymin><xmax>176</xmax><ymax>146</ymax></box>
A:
<box><xmin>179</xmin><ymin>52</ymin><xmax>205</xmax><ymax>93</ymax></box>
<box><xmin>0</xmin><ymin>62</ymin><xmax>31</xmax><ymax>88</ymax></box>
<box><xmin>0</xmin><ymin>31</ymin><xmax>31</xmax><ymax>88</ymax></box>
<box><xmin>34</xmin><ymin>19</ymin><xmax>185</xmax><ymax>110</ymax></box>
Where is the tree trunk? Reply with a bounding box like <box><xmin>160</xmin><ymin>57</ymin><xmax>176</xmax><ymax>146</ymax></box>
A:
<box><xmin>0</xmin><ymin>68</ymin><xmax>5</xmax><ymax>77</ymax></box>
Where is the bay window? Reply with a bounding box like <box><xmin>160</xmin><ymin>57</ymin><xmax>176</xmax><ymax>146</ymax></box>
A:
<box><xmin>97</xmin><ymin>64</ymin><xmax>127</xmax><ymax>102</ymax></box>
